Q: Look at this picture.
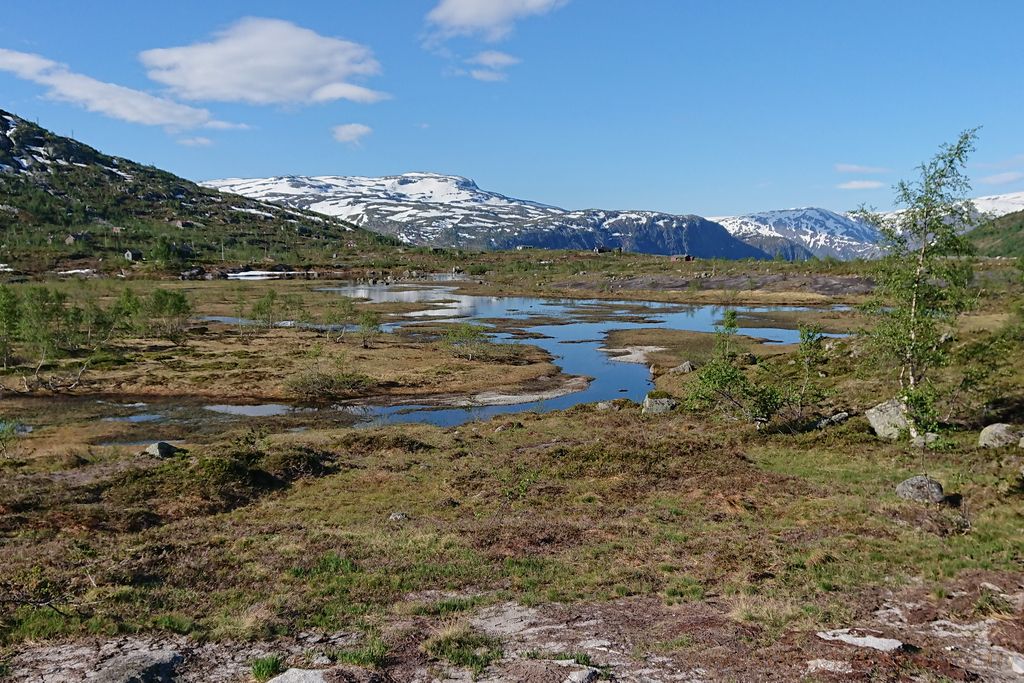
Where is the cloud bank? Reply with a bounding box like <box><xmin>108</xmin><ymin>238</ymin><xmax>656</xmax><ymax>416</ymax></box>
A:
<box><xmin>141</xmin><ymin>18</ymin><xmax>388</xmax><ymax>105</ymax></box>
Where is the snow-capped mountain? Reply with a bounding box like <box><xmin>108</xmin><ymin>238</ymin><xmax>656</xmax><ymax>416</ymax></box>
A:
<box><xmin>204</xmin><ymin>173</ymin><xmax>768</xmax><ymax>259</ymax></box>
<box><xmin>972</xmin><ymin>191</ymin><xmax>1024</xmax><ymax>218</ymax></box>
<box><xmin>205</xmin><ymin>172</ymin><xmax>1024</xmax><ymax>260</ymax></box>
<box><xmin>711</xmin><ymin>208</ymin><xmax>883</xmax><ymax>260</ymax></box>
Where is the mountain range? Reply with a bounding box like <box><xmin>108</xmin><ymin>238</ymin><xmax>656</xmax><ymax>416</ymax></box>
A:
<box><xmin>203</xmin><ymin>174</ymin><xmax>767</xmax><ymax>259</ymax></box>
<box><xmin>3</xmin><ymin>106</ymin><xmax>1022</xmax><ymax>265</ymax></box>
<box><xmin>208</xmin><ymin>174</ymin><xmax>1024</xmax><ymax>260</ymax></box>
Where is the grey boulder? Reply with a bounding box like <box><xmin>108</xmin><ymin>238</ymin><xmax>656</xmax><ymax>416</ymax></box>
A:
<box><xmin>895</xmin><ymin>476</ymin><xmax>945</xmax><ymax>504</ymax></box>
<box><xmin>865</xmin><ymin>399</ymin><xmax>909</xmax><ymax>440</ymax></box>
<box><xmin>978</xmin><ymin>423</ymin><xmax>1022</xmax><ymax>448</ymax></box>
<box><xmin>92</xmin><ymin>649</ymin><xmax>182</xmax><ymax>683</ymax></box>
<box><xmin>143</xmin><ymin>442</ymin><xmax>183</xmax><ymax>458</ymax></box>
<box><xmin>668</xmin><ymin>360</ymin><xmax>697</xmax><ymax>374</ymax></box>
<box><xmin>642</xmin><ymin>396</ymin><xmax>678</xmax><ymax>416</ymax></box>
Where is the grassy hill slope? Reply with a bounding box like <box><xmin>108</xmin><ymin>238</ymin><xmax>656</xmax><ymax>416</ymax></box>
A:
<box><xmin>0</xmin><ymin>109</ymin><xmax>397</xmax><ymax>272</ymax></box>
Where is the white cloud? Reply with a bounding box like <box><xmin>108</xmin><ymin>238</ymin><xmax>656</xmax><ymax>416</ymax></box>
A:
<box><xmin>462</xmin><ymin>51</ymin><xmax>520</xmax><ymax>81</ymax></box>
<box><xmin>469</xmin><ymin>69</ymin><xmax>507</xmax><ymax>81</ymax></box>
<box><xmin>0</xmin><ymin>47</ymin><xmax>234</xmax><ymax>130</ymax></box>
<box><xmin>468</xmin><ymin>50</ymin><xmax>521</xmax><ymax>68</ymax></box>
<box><xmin>177</xmin><ymin>136</ymin><xmax>213</xmax><ymax>147</ymax></box>
<box><xmin>837</xmin><ymin>180</ymin><xmax>885</xmax><ymax>190</ymax></box>
<box><xmin>332</xmin><ymin>123</ymin><xmax>372</xmax><ymax>145</ymax></box>
<box><xmin>835</xmin><ymin>163</ymin><xmax>891</xmax><ymax>174</ymax></box>
<box><xmin>140</xmin><ymin>17</ymin><xmax>388</xmax><ymax>105</ymax></box>
<box><xmin>427</xmin><ymin>0</ymin><xmax>569</xmax><ymax>40</ymax></box>
<box><xmin>978</xmin><ymin>171</ymin><xmax>1024</xmax><ymax>186</ymax></box>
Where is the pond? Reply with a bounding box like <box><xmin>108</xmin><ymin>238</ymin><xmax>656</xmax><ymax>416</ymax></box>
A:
<box><xmin>311</xmin><ymin>283</ymin><xmax>838</xmax><ymax>428</ymax></box>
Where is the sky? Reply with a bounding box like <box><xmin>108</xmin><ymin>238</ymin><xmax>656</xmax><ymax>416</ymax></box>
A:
<box><xmin>1</xmin><ymin>0</ymin><xmax>1023</xmax><ymax>216</ymax></box>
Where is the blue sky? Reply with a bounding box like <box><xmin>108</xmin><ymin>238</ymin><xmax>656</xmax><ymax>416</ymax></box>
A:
<box><xmin>1</xmin><ymin>0</ymin><xmax>1022</xmax><ymax>216</ymax></box>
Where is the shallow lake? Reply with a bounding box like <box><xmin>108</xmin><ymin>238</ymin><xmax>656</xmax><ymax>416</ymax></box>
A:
<box><xmin>312</xmin><ymin>283</ymin><xmax>838</xmax><ymax>428</ymax></box>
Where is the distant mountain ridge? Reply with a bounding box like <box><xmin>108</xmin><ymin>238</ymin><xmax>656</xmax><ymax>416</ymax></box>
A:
<box><xmin>711</xmin><ymin>208</ymin><xmax>883</xmax><ymax>260</ymax></box>
<box><xmin>207</xmin><ymin>173</ymin><xmax>1024</xmax><ymax>261</ymax></box>
<box><xmin>204</xmin><ymin>173</ymin><xmax>768</xmax><ymax>259</ymax></box>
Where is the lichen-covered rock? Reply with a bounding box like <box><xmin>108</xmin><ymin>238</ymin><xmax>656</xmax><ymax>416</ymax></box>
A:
<box><xmin>895</xmin><ymin>476</ymin><xmax>945</xmax><ymax>504</ymax></box>
<box><xmin>978</xmin><ymin>423</ymin><xmax>1022</xmax><ymax>448</ymax></box>
<box><xmin>866</xmin><ymin>399</ymin><xmax>908</xmax><ymax>440</ymax></box>
<box><xmin>641</xmin><ymin>395</ymin><xmax>677</xmax><ymax>416</ymax></box>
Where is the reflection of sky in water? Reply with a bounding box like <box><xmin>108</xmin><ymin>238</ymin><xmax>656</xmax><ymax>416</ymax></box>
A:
<box><xmin>314</xmin><ymin>283</ymin><xmax>841</xmax><ymax>428</ymax></box>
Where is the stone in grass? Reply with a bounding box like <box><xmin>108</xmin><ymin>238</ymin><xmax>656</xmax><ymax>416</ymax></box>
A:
<box><xmin>978</xmin><ymin>423</ymin><xmax>1022</xmax><ymax>449</ymax></box>
<box><xmin>269</xmin><ymin>668</ymin><xmax>389</xmax><ymax>683</ymax></box>
<box><xmin>92</xmin><ymin>648</ymin><xmax>182</xmax><ymax>683</ymax></box>
<box><xmin>865</xmin><ymin>399</ymin><xmax>908</xmax><ymax>440</ymax></box>
<box><xmin>668</xmin><ymin>360</ymin><xmax>697</xmax><ymax>374</ymax></box>
<box><xmin>142</xmin><ymin>441</ymin><xmax>184</xmax><ymax>459</ymax></box>
<box><xmin>388</xmin><ymin>511</ymin><xmax>410</xmax><ymax>522</ymax></box>
<box><xmin>641</xmin><ymin>395</ymin><xmax>678</xmax><ymax>416</ymax></box>
<box><xmin>816</xmin><ymin>412</ymin><xmax>850</xmax><ymax>430</ymax></box>
<box><xmin>817</xmin><ymin>628</ymin><xmax>905</xmax><ymax>652</ymax></box>
<box><xmin>895</xmin><ymin>476</ymin><xmax>945</xmax><ymax>505</ymax></box>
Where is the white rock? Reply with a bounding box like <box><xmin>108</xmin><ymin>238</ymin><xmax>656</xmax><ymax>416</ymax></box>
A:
<box><xmin>806</xmin><ymin>659</ymin><xmax>853</xmax><ymax>674</ymax></box>
<box><xmin>817</xmin><ymin>628</ymin><xmax>904</xmax><ymax>652</ymax></box>
<box><xmin>268</xmin><ymin>670</ymin><xmax>327</xmax><ymax>683</ymax></box>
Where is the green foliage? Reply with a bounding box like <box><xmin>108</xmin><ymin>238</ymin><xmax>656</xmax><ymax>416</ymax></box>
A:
<box><xmin>323</xmin><ymin>296</ymin><xmax>356</xmax><ymax>341</ymax></box>
<box><xmin>249</xmin><ymin>290</ymin><xmax>279</xmax><ymax>328</ymax></box>
<box><xmin>966</xmin><ymin>209</ymin><xmax>1024</xmax><ymax>258</ymax></box>
<box><xmin>856</xmin><ymin>130</ymin><xmax>979</xmax><ymax>429</ymax></box>
<box><xmin>143</xmin><ymin>289</ymin><xmax>192</xmax><ymax>343</ymax></box>
<box><xmin>250</xmin><ymin>654</ymin><xmax>284</xmax><ymax>682</ymax></box>
<box><xmin>358</xmin><ymin>310</ymin><xmax>381</xmax><ymax>349</ymax></box>
<box><xmin>688</xmin><ymin>314</ymin><xmax>828</xmax><ymax>426</ymax></box>
<box><xmin>443</xmin><ymin>323</ymin><xmax>489</xmax><ymax>360</ymax></box>
<box><xmin>0</xmin><ymin>286</ymin><xmax>19</xmax><ymax>369</ymax></box>
<box><xmin>0</xmin><ymin>420</ymin><xmax>16</xmax><ymax>457</ymax></box>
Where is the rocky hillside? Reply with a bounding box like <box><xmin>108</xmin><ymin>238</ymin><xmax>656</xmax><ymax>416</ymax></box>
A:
<box><xmin>205</xmin><ymin>173</ymin><xmax>769</xmax><ymax>259</ymax></box>
<box><xmin>0</xmin><ymin>109</ymin><xmax>388</xmax><ymax>269</ymax></box>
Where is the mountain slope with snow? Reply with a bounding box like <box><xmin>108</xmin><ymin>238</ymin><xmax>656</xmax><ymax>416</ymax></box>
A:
<box><xmin>712</xmin><ymin>208</ymin><xmax>883</xmax><ymax>260</ymax></box>
<box><xmin>205</xmin><ymin>173</ymin><xmax>768</xmax><ymax>259</ymax></box>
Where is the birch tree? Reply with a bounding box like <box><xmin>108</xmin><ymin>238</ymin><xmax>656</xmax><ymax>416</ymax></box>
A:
<box><xmin>858</xmin><ymin>129</ymin><xmax>978</xmax><ymax>431</ymax></box>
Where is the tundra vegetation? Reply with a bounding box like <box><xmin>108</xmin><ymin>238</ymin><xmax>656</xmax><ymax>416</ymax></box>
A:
<box><xmin>0</xmin><ymin>137</ymin><xmax>1023</xmax><ymax>680</ymax></box>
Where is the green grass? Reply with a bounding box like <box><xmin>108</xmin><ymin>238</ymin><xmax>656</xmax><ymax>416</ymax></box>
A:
<box><xmin>250</xmin><ymin>654</ymin><xmax>284</xmax><ymax>682</ymax></box>
<box><xmin>423</xmin><ymin>624</ymin><xmax>502</xmax><ymax>678</ymax></box>
<box><xmin>330</xmin><ymin>635</ymin><xmax>389</xmax><ymax>668</ymax></box>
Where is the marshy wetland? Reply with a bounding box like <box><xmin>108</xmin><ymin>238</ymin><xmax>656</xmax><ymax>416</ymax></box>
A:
<box><xmin>1</xmin><ymin>261</ymin><xmax>1023</xmax><ymax>682</ymax></box>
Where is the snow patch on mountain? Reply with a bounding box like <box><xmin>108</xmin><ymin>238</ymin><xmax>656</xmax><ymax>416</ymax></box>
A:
<box><xmin>711</xmin><ymin>208</ymin><xmax>883</xmax><ymax>260</ymax></box>
<box><xmin>204</xmin><ymin>173</ymin><xmax>766</xmax><ymax>258</ymax></box>
<box><xmin>972</xmin><ymin>191</ymin><xmax>1024</xmax><ymax>218</ymax></box>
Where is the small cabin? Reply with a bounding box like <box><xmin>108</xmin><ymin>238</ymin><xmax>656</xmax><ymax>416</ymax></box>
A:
<box><xmin>124</xmin><ymin>249</ymin><xmax>143</xmax><ymax>262</ymax></box>
<box><xmin>64</xmin><ymin>232</ymin><xmax>91</xmax><ymax>246</ymax></box>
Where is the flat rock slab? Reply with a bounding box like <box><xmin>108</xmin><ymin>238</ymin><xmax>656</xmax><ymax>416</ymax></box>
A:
<box><xmin>817</xmin><ymin>628</ymin><xmax>905</xmax><ymax>652</ymax></box>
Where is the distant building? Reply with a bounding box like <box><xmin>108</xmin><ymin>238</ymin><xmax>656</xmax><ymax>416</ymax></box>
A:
<box><xmin>64</xmin><ymin>232</ymin><xmax>91</xmax><ymax>246</ymax></box>
<box><xmin>124</xmin><ymin>249</ymin><xmax>143</xmax><ymax>262</ymax></box>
